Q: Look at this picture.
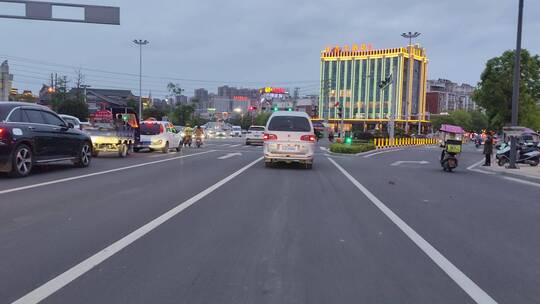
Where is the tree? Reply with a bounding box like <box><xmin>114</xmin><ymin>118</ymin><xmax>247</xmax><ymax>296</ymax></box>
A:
<box><xmin>254</xmin><ymin>112</ymin><xmax>271</xmax><ymax>125</ymax></box>
<box><xmin>430</xmin><ymin>114</ymin><xmax>456</xmax><ymax>131</ymax></box>
<box><xmin>469</xmin><ymin>111</ymin><xmax>489</xmax><ymax>132</ymax></box>
<box><xmin>142</xmin><ymin>107</ymin><xmax>167</xmax><ymax>120</ymax></box>
<box><xmin>57</xmin><ymin>100</ymin><xmax>89</xmax><ymax>120</ymax></box>
<box><xmin>171</xmin><ymin>104</ymin><xmax>195</xmax><ymax>125</ymax></box>
<box><xmin>473</xmin><ymin>49</ymin><xmax>540</xmax><ymax>130</ymax></box>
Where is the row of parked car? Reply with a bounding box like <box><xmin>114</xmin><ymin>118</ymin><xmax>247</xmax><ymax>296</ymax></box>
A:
<box><xmin>0</xmin><ymin>102</ymin><xmax>195</xmax><ymax>178</ymax></box>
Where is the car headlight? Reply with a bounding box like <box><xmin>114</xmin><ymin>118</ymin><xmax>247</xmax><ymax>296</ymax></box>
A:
<box><xmin>181</xmin><ymin>132</ymin><xmax>185</xmax><ymax>137</ymax></box>
<box><xmin>152</xmin><ymin>139</ymin><xmax>163</xmax><ymax>145</ymax></box>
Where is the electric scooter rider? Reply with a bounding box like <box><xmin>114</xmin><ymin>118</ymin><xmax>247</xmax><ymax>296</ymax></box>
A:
<box><xmin>194</xmin><ymin>126</ymin><xmax>204</xmax><ymax>148</ymax></box>
<box><xmin>183</xmin><ymin>124</ymin><xmax>193</xmax><ymax>147</ymax></box>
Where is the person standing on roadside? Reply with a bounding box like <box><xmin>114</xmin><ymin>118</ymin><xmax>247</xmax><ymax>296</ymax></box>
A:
<box><xmin>483</xmin><ymin>132</ymin><xmax>494</xmax><ymax>166</ymax></box>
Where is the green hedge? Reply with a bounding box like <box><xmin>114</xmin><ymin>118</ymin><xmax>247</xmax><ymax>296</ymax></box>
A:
<box><xmin>329</xmin><ymin>143</ymin><xmax>376</xmax><ymax>154</ymax></box>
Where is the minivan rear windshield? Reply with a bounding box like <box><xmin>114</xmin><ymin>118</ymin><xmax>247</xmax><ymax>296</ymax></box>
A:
<box><xmin>249</xmin><ymin>126</ymin><xmax>265</xmax><ymax>131</ymax></box>
<box><xmin>140</xmin><ymin>123</ymin><xmax>162</xmax><ymax>135</ymax></box>
<box><xmin>268</xmin><ymin>116</ymin><xmax>311</xmax><ymax>132</ymax></box>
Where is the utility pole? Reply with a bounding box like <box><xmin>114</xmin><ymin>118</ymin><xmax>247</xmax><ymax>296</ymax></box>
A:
<box><xmin>508</xmin><ymin>0</ymin><xmax>524</xmax><ymax>169</ymax></box>
<box><xmin>133</xmin><ymin>39</ymin><xmax>149</xmax><ymax>120</ymax></box>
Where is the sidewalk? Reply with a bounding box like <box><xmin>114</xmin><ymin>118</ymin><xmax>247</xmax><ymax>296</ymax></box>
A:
<box><xmin>483</xmin><ymin>163</ymin><xmax>540</xmax><ymax>181</ymax></box>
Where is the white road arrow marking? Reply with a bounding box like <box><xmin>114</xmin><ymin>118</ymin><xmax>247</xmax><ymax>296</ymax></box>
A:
<box><xmin>218</xmin><ymin>152</ymin><xmax>242</xmax><ymax>160</ymax></box>
<box><xmin>320</xmin><ymin>147</ymin><xmax>329</xmax><ymax>151</ymax></box>
<box><xmin>390</xmin><ymin>160</ymin><xmax>430</xmax><ymax>166</ymax></box>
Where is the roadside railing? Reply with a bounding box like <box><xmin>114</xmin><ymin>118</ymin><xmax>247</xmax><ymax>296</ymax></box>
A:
<box><xmin>373</xmin><ymin>138</ymin><xmax>438</xmax><ymax>149</ymax></box>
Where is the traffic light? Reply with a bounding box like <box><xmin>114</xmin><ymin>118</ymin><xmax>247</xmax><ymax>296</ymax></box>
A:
<box><xmin>337</xmin><ymin>107</ymin><xmax>343</xmax><ymax>118</ymax></box>
<box><xmin>287</xmin><ymin>107</ymin><xmax>292</xmax><ymax>111</ymax></box>
<box><xmin>273</xmin><ymin>106</ymin><xmax>278</xmax><ymax>111</ymax></box>
<box><xmin>248</xmin><ymin>106</ymin><xmax>257</xmax><ymax>111</ymax></box>
<box><xmin>345</xmin><ymin>137</ymin><xmax>353</xmax><ymax>144</ymax></box>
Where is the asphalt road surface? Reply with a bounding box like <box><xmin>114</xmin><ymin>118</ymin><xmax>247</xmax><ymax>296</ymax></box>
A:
<box><xmin>1</xmin><ymin>137</ymin><xmax>539</xmax><ymax>304</ymax></box>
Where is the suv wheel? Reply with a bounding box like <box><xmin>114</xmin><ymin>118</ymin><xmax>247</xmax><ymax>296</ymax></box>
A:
<box><xmin>10</xmin><ymin>144</ymin><xmax>33</xmax><ymax>177</ymax></box>
<box><xmin>75</xmin><ymin>142</ymin><xmax>92</xmax><ymax>167</ymax></box>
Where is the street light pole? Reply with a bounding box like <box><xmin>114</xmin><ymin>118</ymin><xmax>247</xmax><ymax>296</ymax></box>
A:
<box><xmin>509</xmin><ymin>0</ymin><xmax>524</xmax><ymax>169</ymax></box>
<box><xmin>401</xmin><ymin>32</ymin><xmax>421</xmax><ymax>135</ymax></box>
<box><xmin>133</xmin><ymin>39</ymin><xmax>149</xmax><ymax>120</ymax></box>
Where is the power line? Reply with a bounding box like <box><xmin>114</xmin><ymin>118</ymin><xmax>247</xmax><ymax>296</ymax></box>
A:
<box><xmin>1</xmin><ymin>54</ymin><xmax>319</xmax><ymax>86</ymax></box>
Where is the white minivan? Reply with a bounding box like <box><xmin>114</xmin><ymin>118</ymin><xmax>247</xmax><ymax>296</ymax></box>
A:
<box><xmin>263</xmin><ymin>111</ymin><xmax>316</xmax><ymax>169</ymax></box>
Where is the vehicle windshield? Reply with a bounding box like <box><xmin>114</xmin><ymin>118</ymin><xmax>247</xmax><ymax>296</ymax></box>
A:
<box><xmin>140</xmin><ymin>123</ymin><xmax>162</xmax><ymax>135</ymax></box>
<box><xmin>249</xmin><ymin>126</ymin><xmax>265</xmax><ymax>131</ymax></box>
<box><xmin>267</xmin><ymin>116</ymin><xmax>311</xmax><ymax>132</ymax></box>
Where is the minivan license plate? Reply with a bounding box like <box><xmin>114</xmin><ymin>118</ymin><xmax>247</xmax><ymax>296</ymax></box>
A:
<box><xmin>281</xmin><ymin>145</ymin><xmax>297</xmax><ymax>152</ymax></box>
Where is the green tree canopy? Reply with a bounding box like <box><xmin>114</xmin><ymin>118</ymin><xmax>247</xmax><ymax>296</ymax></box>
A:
<box><xmin>57</xmin><ymin>99</ymin><xmax>89</xmax><ymax>120</ymax></box>
<box><xmin>473</xmin><ymin>49</ymin><xmax>540</xmax><ymax>130</ymax></box>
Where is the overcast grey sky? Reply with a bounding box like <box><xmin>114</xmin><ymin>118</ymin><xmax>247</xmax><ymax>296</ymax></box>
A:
<box><xmin>1</xmin><ymin>0</ymin><xmax>539</xmax><ymax>98</ymax></box>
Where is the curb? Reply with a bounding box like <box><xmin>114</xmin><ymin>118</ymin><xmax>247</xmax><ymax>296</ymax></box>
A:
<box><xmin>477</xmin><ymin>165</ymin><xmax>540</xmax><ymax>184</ymax></box>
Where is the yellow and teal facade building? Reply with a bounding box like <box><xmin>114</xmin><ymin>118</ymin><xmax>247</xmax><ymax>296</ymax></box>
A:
<box><xmin>318</xmin><ymin>44</ymin><xmax>429</xmax><ymax>131</ymax></box>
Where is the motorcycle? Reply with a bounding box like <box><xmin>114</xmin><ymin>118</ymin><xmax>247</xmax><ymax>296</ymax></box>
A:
<box><xmin>441</xmin><ymin>150</ymin><xmax>459</xmax><ymax>172</ymax></box>
<box><xmin>475</xmin><ymin>138</ymin><xmax>481</xmax><ymax>149</ymax></box>
<box><xmin>438</xmin><ymin>124</ymin><xmax>465</xmax><ymax>172</ymax></box>
<box><xmin>195</xmin><ymin>136</ymin><xmax>203</xmax><ymax>148</ymax></box>
<box><xmin>496</xmin><ymin>142</ymin><xmax>540</xmax><ymax>167</ymax></box>
<box><xmin>183</xmin><ymin>135</ymin><xmax>192</xmax><ymax>147</ymax></box>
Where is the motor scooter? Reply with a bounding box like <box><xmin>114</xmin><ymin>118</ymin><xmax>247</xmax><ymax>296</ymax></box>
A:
<box><xmin>496</xmin><ymin>142</ymin><xmax>540</xmax><ymax>166</ymax></box>
<box><xmin>195</xmin><ymin>136</ymin><xmax>203</xmax><ymax>148</ymax></box>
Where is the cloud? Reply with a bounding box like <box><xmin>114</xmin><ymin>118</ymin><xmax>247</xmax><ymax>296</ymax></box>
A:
<box><xmin>3</xmin><ymin>0</ymin><xmax>539</xmax><ymax>96</ymax></box>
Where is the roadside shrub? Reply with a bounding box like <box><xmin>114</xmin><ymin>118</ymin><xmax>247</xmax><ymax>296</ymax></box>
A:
<box><xmin>329</xmin><ymin>143</ymin><xmax>376</xmax><ymax>154</ymax></box>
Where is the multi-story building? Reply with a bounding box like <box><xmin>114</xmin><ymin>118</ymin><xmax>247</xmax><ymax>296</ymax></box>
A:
<box><xmin>217</xmin><ymin>85</ymin><xmax>259</xmax><ymax>99</ymax></box>
<box><xmin>194</xmin><ymin>88</ymin><xmax>209</xmax><ymax>102</ymax></box>
<box><xmin>318</xmin><ymin>44</ymin><xmax>428</xmax><ymax>132</ymax></box>
<box><xmin>0</xmin><ymin>60</ymin><xmax>13</xmax><ymax>101</ymax></box>
<box><xmin>426</xmin><ymin>79</ymin><xmax>476</xmax><ymax>113</ymax></box>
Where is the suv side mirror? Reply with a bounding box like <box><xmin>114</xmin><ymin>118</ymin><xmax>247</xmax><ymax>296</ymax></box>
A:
<box><xmin>67</xmin><ymin>122</ymin><xmax>75</xmax><ymax>129</ymax></box>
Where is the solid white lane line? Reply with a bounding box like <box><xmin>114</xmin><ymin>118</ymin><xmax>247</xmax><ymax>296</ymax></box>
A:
<box><xmin>0</xmin><ymin>150</ymin><xmax>216</xmax><ymax>196</ymax></box>
<box><xmin>363</xmin><ymin>148</ymin><xmax>403</xmax><ymax>158</ymax></box>
<box><xmin>327</xmin><ymin>157</ymin><xmax>498</xmax><ymax>304</ymax></box>
<box><xmin>11</xmin><ymin>156</ymin><xmax>264</xmax><ymax>304</ymax></box>
<box><xmin>466</xmin><ymin>159</ymin><xmax>495</xmax><ymax>175</ymax></box>
<box><xmin>229</xmin><ymin>144</ymin><xmax>241</xmax><ymax>147</ymax></box>
<box><xmin>503</xmin><ymin>176</ymin><xmax>540</xmax><ymax>188</ymax></box>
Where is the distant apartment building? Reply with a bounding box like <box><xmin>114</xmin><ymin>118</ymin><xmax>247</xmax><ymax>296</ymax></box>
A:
<box><xmin>209</xmin><ymin>96</ymin><xmax>232</xmax><ymax>113</ymax></box>
<box><xmin>194</xmin><ymin>88</ymin><xmax>209</xmax><ymax>101</ymax></box>
<box><xmin>426</xmin><ymin>79</ymin><xmax>476</xmax><ymax>113</ymax></box>
<box><xmin>0</xmin><ymin>60</ymin><xmax>13</xmax><ymax>101</ymax></box>
<box><xmin>217</xmin><ymin>85</ymin><xmax>258</xmax><ymax>99</ymax></box>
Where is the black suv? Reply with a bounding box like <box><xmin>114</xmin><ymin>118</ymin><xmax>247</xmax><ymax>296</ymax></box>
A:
<box><xmin>0</xmin><ymin>102</ymin><xmax>92</xmax><ymax>177</ymax></box>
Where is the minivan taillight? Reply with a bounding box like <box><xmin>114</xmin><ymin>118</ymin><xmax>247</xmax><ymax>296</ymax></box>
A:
<box><xmin>263</xmin><ymin>133</ymin><xmax>277</xmax><ymax>141</ymax></box>
<box><xmin>159</xmin><ymin>124</ymin><xmax>164</xmax><ymax>133</ymax></box>
<box><xmin>300</xmin><ymin>134</ymin><xmax>316</xmax><ymax>142</ymax></box>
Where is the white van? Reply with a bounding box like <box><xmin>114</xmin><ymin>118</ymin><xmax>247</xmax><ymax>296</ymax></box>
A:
<box><xmin>263</xmin><ymin>111</ymin><xmax>315</xmax><ymax>169</ymax></box>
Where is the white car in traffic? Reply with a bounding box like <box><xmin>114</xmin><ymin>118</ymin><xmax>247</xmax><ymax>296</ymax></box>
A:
<box><xmin>138</xmin><ymin>120</ymin><xmax>182</xmax><ymax>153</ymax></box>
<box><xmin>231</xmin><ymin>125</ymin><xmax>242</xmax><ymax>137</ymax></box>
<box><xmin>245</xmin><ymin>125</ymin><xmax>265</xmax><ymax>145</ymax></box>
<box><xmin>263</xmin><ymin>111</ymin><xmax>316</xmax><ymax>169</ymax></box>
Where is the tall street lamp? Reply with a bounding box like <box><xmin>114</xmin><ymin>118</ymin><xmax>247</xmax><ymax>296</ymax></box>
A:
<box><xmin>401</xmin><ymin>32</ymin><xmax>421</xmax><ymax>134</ymax></box>
<box><xmin>133</xmin><ymin>39</ymin><xmax>149</xmax><ymax>120</ymax></box>
<box><xmin>509</xmin><ymin>0</ymin><xmax>524</xmax><ymax>169</ymax></box>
